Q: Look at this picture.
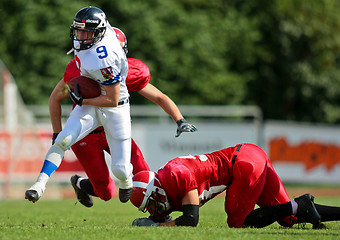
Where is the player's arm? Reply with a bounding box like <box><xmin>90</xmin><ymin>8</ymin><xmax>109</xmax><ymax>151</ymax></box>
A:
<box><xmin>138</xmin><ymin>83</ymin><xmax>183</xmax><ymax>122</ymax></box>
<box><xmin>138</xmin><ymin>83</ymin><xmax>197</xmax><ymax>137</ymax></box>
<box><xmin>81</xmin><ymin>83</ymin><xmax>120</xmax><ymax>107</ymax></box>
<box><xmin>49</xmin><ymin>79</ymin><xmax>69</xmax><ymax>134</ymax></box>
<box><xmin>160</xmin><ymin>189</ymin><xmax>200</xmax><ymax>227</ymax></box>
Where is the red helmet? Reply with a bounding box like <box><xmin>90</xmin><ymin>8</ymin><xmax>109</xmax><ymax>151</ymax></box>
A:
<box><xmin>130</xmin><ymin>171</ymin><xmax>170</xmax><ymax>217</ymax></box>
<box><xmin>112</xmin><ymin>27</ymin><xmax>128</xmax><ymax>55</ymax></box>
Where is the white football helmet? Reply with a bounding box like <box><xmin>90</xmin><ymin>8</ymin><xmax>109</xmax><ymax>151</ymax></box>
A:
<box><xmin>130</xmin><ymin>171</ymin><xmax>170</xmax><ymax>217</ymax></box>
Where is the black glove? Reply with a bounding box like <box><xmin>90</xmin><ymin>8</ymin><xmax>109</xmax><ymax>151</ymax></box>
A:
<box><xmin>68</xmin><ymin>83</ymin><xmax>83</xmax><ymax>106</ymax></box>
<box><xmin>131</xmin><ymin>217</ymin><xmax>160</xmax><ymax>227</ymax></box>
<box><xmin>149</xmin><ymin>215</ymin><xmax>173</xmax><ymax>223</ymax></box>
<box><xmin>175</xmin><ymin>118</ymin><xmax>198</xmax><ymax>137</ymax></box>
<box><xmin>52</xmin><ymin>132</ymin><xmax>59</xmax><ymax>145</ymax></box>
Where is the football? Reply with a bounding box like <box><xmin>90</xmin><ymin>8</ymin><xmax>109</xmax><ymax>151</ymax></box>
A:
<box><xmin>68</xmin><ymin>76</ymin><xmax>101</xmax><ymax>99</ymax></box>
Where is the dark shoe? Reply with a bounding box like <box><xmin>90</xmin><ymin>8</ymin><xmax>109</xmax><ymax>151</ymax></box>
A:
<box><xmin>70</xmin><ymin>175</ymin><xmax>93</xmax><ymax>208</ymax></box>
<box><xmin>25</xmin><ymin>182</ymin><xmax>45</xmax><ymax>203</ymax></box>
<box><xmin>25</xmin><ymin>190</ymin><xmax>39</xmax><ymax>203</ymax></box>
<box><xmin>294</xmin><ymin>194</ymin><xmax>321</xmax><ymax>225</ymax></box>
<box><xmin>313</xmin><ymin>222</ymin><xmax>327</xmax><ymax>229</ymax></box>
<box><xmin>119</xmin><ymin>188</ymin><xmax>132</xmax><ymax>203</ymax></box>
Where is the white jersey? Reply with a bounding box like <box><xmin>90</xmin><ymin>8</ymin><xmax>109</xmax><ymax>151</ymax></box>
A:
<box><xmin>74</xmin><ymin>24</ymin><xmax>129</xmax><ymax>101</ymax></box>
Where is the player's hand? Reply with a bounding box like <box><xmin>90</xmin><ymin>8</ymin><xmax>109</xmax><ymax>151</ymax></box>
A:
<box><xmin>175</xmin><ymin>118</ymin><xmax>197</xmax><ymax>137</ymax></box>
<box><xmin>149</xmin><ymin>214</ymin><xmax>173</xmax><ymax>223</ymax></box>
<box><xmin>68</xmin><ymin>83</ymin><xmax>83</xmax><ymax>106</ymax></box>
<box><xmin>132</xmin><ymin>217</ymin><xmax>160</xmax><ymax>227</ymax></box>
<box><xmin>52</xmin><ymin>133</ymin><xmax>59</xmax><ymax>145</ymax></box>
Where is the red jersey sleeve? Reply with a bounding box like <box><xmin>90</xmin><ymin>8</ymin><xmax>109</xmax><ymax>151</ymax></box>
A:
<box><xmin>126</xmin><ymin>58</ymin><xmax>150</xmax><ymax>92</ymax></box>
<box><xmin>63</xmin><ymin>59</ymin><xmax>81</xmax><ymax>84</ymax></box>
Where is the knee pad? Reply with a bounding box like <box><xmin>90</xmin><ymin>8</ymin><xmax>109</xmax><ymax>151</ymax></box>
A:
<box><xmin>54</xmin><ymin>133</ymin><xmax>74</xmax><ymax>151</ymax></box>
<box><xmin>111</xmin><ymin>164</ymin><xmax>132</xmax><ymax>181</ymax></box>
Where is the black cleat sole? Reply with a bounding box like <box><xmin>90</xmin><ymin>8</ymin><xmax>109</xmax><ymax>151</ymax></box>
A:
<box><xmin>25</xmin><ymin>190</ymin><xmax>39</xmax><ymax>203</ymax></box>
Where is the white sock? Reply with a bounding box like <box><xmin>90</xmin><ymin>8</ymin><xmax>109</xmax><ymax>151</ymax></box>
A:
<box><xmin>76</xmin><ymin>177</ymin><xmax>85</xmax><ymax>189</ymax></box>
<box><xmin>291</xmin><ymin>200</ymin><xmax>298</xmax><ymax>215</ymax></box>
<box><xmin>119</xmin><ymin>175</ymin><xmax>133</xmax><ymax>189</ymax></box>
<box><xmin>36</xmin><ymin>172</ymin><xmax>50</xmax><ymax>185</ymax></box>
<box><xmin>29</xmin><ymin>173</ymin><xmax>50</xmax><ymax>198</ymax></box>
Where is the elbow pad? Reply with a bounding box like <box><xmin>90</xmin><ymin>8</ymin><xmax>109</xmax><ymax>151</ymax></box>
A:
<box><xmin>175</xmin><ymin>204</ymin><xmax>199</xmax><ymax>227</ymax></box>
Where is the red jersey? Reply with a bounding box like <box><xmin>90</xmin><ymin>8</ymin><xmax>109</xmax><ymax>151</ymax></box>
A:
<box><xmin>125</xmin><ymin>58</ymin><xmax>150</xmax><ymax>92</ymax></box>
<box><xmin>63</xmin><ymin>59</ymin><xmax>80</xmax><ymax>85</ymax></box>
<box><xmin>157</xmin><ymin>147</ymin><xmax>236</xmax><ymax>212</ymax></box>
<box><xmin>63</xmin><ymin>58</ymin><xmax>150</xmax><ymax>92</ymax></box>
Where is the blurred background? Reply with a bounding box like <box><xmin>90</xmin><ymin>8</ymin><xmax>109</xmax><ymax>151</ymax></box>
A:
<box><xmin>0</xmin><ymin>0</ymin><xmax>340</xmax><ymax>199</ymax></box>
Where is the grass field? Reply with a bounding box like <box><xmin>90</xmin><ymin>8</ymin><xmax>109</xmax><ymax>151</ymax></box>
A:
<box><xmin>1</xmin><ymin>195</ymin><xmax>340</xmax><ymax>240</ymax></box>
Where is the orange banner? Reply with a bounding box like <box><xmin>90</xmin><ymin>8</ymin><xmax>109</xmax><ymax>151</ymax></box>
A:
<box><xmin>269</xmin><ymin>137</ymin><xmax>340</xmax><ymax>171</ymax></box>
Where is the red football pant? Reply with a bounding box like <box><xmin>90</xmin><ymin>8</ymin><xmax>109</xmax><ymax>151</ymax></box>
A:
<box><xmin>71</xmin><ymin>131</ymin><xmax>150</xmax><ymax>201</ymax></box>
<box><xmin>224</xmin><ymin>143</ymin><xmax>296</xmax><ymax>228</ymax></box>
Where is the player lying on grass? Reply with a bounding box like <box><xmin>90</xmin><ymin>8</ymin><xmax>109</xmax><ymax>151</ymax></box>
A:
<box><xmin>130</xmin><ymin>143</ymin><xmax>340</xmax><ymax>228</ymax></box>
<box><xmin>26</xmin><ymin>26</ymin><xmax>196</xmax><ymax>207</ymax></box>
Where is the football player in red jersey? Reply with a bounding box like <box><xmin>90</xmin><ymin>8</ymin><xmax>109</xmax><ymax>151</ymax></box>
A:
<box><xmin>130</xmin><ymin>143</ymin><xmax>340</xmax><ymax>228</ymax></box>
<box><xmin>48</xmin><ymin>27</ymin><xmax>197</xmax><ymax>207</ymax></box>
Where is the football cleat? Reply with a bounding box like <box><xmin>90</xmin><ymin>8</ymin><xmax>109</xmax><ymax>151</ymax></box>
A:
<box><xmin>294</xmin><ymin>193</ymin><xmax>321</xmax><ymax>225</ymax></box>
<box><xmin>313</xmin><ymin>222</ymin><xmax>327</xmax><ymax>229</ymax></box>
<box><xmin>25</xmin><ymin>182</ymin><xmax>45</xmax><ymax>203</ymax></box>
<box><xmin>70</xmin><ymin>175</ymin><xmax>93</xmax><ymax>207</ymax></box>
<box><xmin>119</xmin><ymin>188</ymin><xmax>132</xmax><ymax>203</ymax></box>
<box><xmin>25</xmin><ymin>190</ymin><xmax>39</xmax><ymax>203</ymax></box>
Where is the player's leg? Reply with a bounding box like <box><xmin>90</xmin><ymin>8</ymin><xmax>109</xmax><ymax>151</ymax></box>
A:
<box><xmin>131</xmin><ymin>138</ymin><xmax>150</xmax><ymax>174</ymax></box>
<box><xmin>100</xmin><ymin>104</ymin><xmax>133</xmax><ymax>203</ymax></box>
<box><xmin>255</xmin><ymin>159</ymin><xmax>297</xmax><ymax>227</ymax></box>
<box><xmin>25</xmin><ymin>106</ymin><xmax>99</xmax><ymax>202</ymax></box>
<box><xmin>71</xmin><ymin>131</ymin><xmax>115</xmax><ymax>203</ymax></box>
<box><xmin>224</xmin><ymin>144</ymin><xmax>318</xmax><ymax>228</ymax></box>
<box><xmin>225</xmin><ymin>144</ymin><xmax>268</xmax><ymax>228</ymax></box>
<box><xmin>70</xmin><ymin>133</ymin><xmax>149</xmax><ymax>206</ymax></box>
<box><xmin>247</xmin><ymin>155</ymin><xmax>320</xmax><ymax>227</ymax></box>
<box><xmin>313</xmin><ymin>203</ymin><xmax>340</xmax><ymax>226</ymax></box>
<box><xmin>108</xmin><ymin>136</ymin><xmax>132</xmax><ymax>203</ymax></box>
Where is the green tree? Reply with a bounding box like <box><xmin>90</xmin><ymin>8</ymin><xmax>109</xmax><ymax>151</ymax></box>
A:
<box><xmin>246</xmin><ymin>0</ymin><xmax>340</xmax><ymax>122</ymax></box>
<box><xmin>0</xmin><ymin>0</ymin><xmax>90</xmax><ymax>104</ymax></box>
<box><xmin>1</xmin><ymin>0</ymin><xmax>340</xmax><ymax>124</ymax></box>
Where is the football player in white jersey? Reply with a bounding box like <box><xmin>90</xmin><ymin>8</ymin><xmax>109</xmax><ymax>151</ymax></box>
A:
<box><xmin>25</xmin><ymin>6</ymin><xmax>133</xmax><ymax>203</ymax></box>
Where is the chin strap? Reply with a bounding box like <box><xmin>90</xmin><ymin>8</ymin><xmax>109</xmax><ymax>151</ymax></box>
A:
<box><xmin>67</xmin><ymin>48</ymin><xmax>75</xmax><ymax>55</ymax></box>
